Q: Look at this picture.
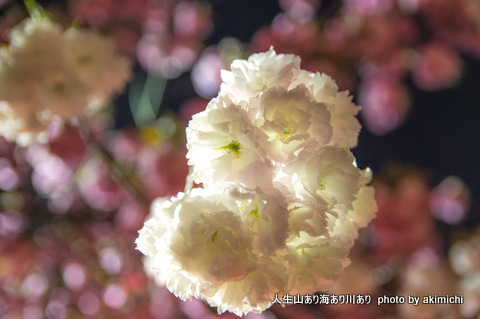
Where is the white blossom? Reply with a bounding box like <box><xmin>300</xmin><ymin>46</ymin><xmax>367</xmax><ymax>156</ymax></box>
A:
<box><xmin>292</xmin><ymin>71</ymin><xmax>362</xmax><ymax>148</ymax></box>
<box><xmin>221</xmin><ymin>47</ymin><xmax>361</xmax><ymax>148</ymax></box>
<box><xmin>220</xmin><ymin>47</ymin><xmax>301</xmax><ymax>105</ymax></box>
<box><xmin>0</xmin><ymin>17</ymin><xmax>132</xmax><ymax>145</ymax></box>
<box><xmin>186</xmin><ymin>96</ymin><xmax>271</xmax><ymax>188</ymax></box>
<box><xmin>63</xmin><ymin>28</ymin><xmax>132</xmax><ymax>107</ymax></box>
<box><xmin>136</xmin><ymin>187</ymin><xmax>290</xmax><ymax>316</ymax></box>
<box><xmin>256</xmin><ymin>86</ymin><xmax>332</xmax><ymax>162</ymax></box>
<box><xmin>137</xmin><ymin>48</ymin><xmax>376</xmax><ymax>316</ymax></box>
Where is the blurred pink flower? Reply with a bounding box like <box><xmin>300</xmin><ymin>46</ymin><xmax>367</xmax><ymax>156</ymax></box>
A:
<box><xmin>397</xmin><ymin>249</ymin><xmax>461</xmax><ymax>319</ymax></box>
<box><xmin>0</xmin><ymin>158</ymin><xmax>19</xmax><ymax>191</ymax></box>
<box><xmin>343</xmin><ymin>0</ymin><xmax>394</xmax><ymax>14</ymax></box>
<box><xmin>412</xmin><ymin>41</ymin><xmax>462</xmax><ymax>91</ymax></box>
<box><xmin>77</xmin><ymin>157</ymin><xmax>127</xmax><ymax>212</ymax></box>
<box><xmin>278</xmin><ymin>0</ymin><xmax>320</xmax><ymax>23</ymax></box>
<box><xmin>137</xmin><ymin>142</ymin><xmax>188</xmax><ymax>200</ymax></box>
<box><xmin>359</xmin><ymin>75</ymin><xmax>410</xmax><ymax>135</ymax></box>
<box><xmin>48</xmin><ymin>126</ymin><xmax>86</xmax><ymax>172</ymax></box>
<box><xmin>251</xmin><ymin>13</ymin><xmax>316</xmax><ymax>56</ymax></box>
<box><xmin>418</xmin><ymin>0</ymin><xmax>480</xmax><ymax>57</ymax></box>
<box><xmin>430</xmin><ymin>176</ymin><xmax>470</xmax><ymax>225</ymax></box>
<box><xmin>69</xmin><ymin>0</ymin><xmax>117</xmax><ymax>26</ymax></box>
<box><xmin>348</xmin><ymin>14</ymin><xmax>413</xmax><ymax>62</ymax></box>
<box><xmin>27</xmin><ymin>144</ymin><xmax>83</xmax><ymax>214</ymax></box>
<box><xmin>110</xmin><ymin>129</ymin><xmax>189</xmax><ymax>201</ymax></box>
<box><xmin>137</xmin><ymin>32</ymin><xmax>200</xmax><ymax>78</ymax></box>
<box><xmin>191</xmin><ymin>46</ymin><xmax>226</xmax><ymax>98</ymax></box>
<box><xmin>371</xmin><ymin>166</ymin><xmax>440</xmax><ymax>263</ymax></box>
<box><xmin>137</xmin><ymin>1</ymin><xmax>212</xmax><ymax>78</ymax></box>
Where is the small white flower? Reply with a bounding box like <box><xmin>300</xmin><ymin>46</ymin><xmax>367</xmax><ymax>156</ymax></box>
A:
<box><xmin>138</xmin><ymin>189</ymin><xmax>256</xmax><ymax>285</ymax></box>
<box><xmin>278</xmin><ymin>235</ymin><xmax>351</xmax><ymax>294</ymax></box>
<box><xmin>227</xmin><ymin>184</ymin><xmax>289</xmax><ymax>255</ymax></box>
<box><xmin>256</xmin><ymin>85</ymin><xmax>332</xmax><ymax>162</ymax></box>
<box><xmin>220</xmin><ymin>47</ymin><xmax>301</xmax><ymax>104</ymax></box>
<box><xmin>278</xmin><ymin>147</ymin><xmax>361</xmax><ymax>211</ymax></box>
<box><xmin>293</xmin><ymin>72</ymin><xmax>362</xmax><ymax>148</ymax></box>
<box><xmin>186</xmin><ymin>96</ymin><xmax>271</xmax><ymax>188</ymax></box>
<box><xmin>329</xmin><ymin>169</ymin><xmax>377</xmax><ymax>246</ymax></box>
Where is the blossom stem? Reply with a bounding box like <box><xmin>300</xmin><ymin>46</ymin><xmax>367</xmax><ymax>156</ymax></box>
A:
<box><xmin>77</xmin><ymin>117</ymin><xmax>150</xmax><ymax>210</ymax></box>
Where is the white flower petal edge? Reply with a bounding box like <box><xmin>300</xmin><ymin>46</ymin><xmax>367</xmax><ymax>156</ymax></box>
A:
<box><xmin>136</xmin><ymin>186</ymin><xmax>290</xmax><ymax>316</ymax></box>
<box><xmin>137</xmin><ymin>48</ymin><xmax>377</xmax><ymax>316</ymax></box>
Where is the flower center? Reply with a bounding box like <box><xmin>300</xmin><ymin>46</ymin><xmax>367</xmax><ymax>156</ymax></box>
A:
<box><xmin>210</xmin><ymin>230</ymin><xmax>218</xmax><ymax>242</ymax></box>
<box><xmin>216</xmin><ymin>140</ymin><xmax>241</xmax><ymax>158</ymax></box>
<box><xmin>318</xmin><ymin>179</ymin><xmax>327</xmax><ymax>191</ymax></box>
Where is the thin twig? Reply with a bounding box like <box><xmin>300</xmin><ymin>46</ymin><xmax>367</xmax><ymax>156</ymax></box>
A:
<box><xmin>77</xmin><ymin>117</ymin><xmax>151</xmax><ymax>211</ymax></box>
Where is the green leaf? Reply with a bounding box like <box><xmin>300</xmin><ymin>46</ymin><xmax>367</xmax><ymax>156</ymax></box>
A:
<box><xmin>128</xmin><ymin>72</ymin><xmax>167</xmax><ymax>127</ymax></box>
<box><xmin>24</xmin><ymin>0</ymin><xmax>49</xmax><ymax>19</ymax></box>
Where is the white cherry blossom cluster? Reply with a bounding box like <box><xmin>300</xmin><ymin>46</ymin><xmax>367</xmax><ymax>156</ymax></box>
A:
<box><xmin>0</xmin><ymin>16</ymin><xmax>131</xmax><ymax>145</ymax></box>
<box><xmin>136</xmin><ymin>48</ymin><xmax>377</xmax><ymax>316</ymax></box>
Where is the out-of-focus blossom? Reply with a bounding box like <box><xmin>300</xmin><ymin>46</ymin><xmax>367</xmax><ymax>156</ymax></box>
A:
<box><xmin>191</xmin><ymin>38</ymin><xmax>248</xmax><ymax>99</ymax></box>
<box><xmin>417</xmin><ymin>0</ymin><xmax>480</xmax><ymax>57</ymax></box>
<box><xmin>412</xmin><ymin>42</ymin><xmax>462</xmax><ymax>91</ymax></box>
<box><xmin>325</xmin><ymin>252</ymin><xmax>380</xmax><ymax>319</ymax></box>
<box><xmin>191</xmin><ymin>46</ymin><xmax>226</xmax><ymax>98</ymax></box>
<box><xmin>359</xmin><ymin>75</ymin><xmax>410</xmax><ymax>135</ymax></box>
<box><xmin>26</xmin><ymin>144</ymin><xmax>83</xmax><ymax>214</ymax></box>
<box><xmin>0</xmin><ymin>16</ymin><xmax>132</xmax><ymax>145</ymax></box>
<box><xmin>449</xmin><ymin>231</ymin><xmax>480</xmax><ymax>318</ymax></box>
<box><xmin>430</xmin><ymin>176</ymin><xmax>470</xmax><ymax>225</ymax></box>
<box><xmin>68</xmin><ymin>0</ymin><xmax>148</xmax><ymax>56</ymax></box>
<box><xmin>136</xmin><ymin>141</ymin><xmax>188</xmax><ymax>200</ymax></box>
<box><xmin>70</xmin><ymin>0</ymin><xmax>213</xmax><ymax>71</ymax></box>
<box><xmin>76</xmin><ymin>156</ymin><xmax>127</xmax><ymax>212</ymax></box>
<box><xmin>110</xmin><ymin>128</ymin><xmax>189</xmax><ymax>200</ymax></box>
<box><xmin>137</xmin><ymin>1</ymin><xmax>212</xmax><ymax>78</ymax></box>
<box><xmin>397</xmin><ymin>248</ymin><xmax>461</xmax><ymax>319</ymax></box>
<box><xmin>0</xmin><ymin>157</ymin><xmax>19</xmax><ymax>191</ymax></box>
<box><xmin>371</xmin><ymin>164</ymin><xmax>438</xmax><ymax>262</ymax></box>
<box><xmin>278</xmin><ymin>0</ymin><xmax>320</xmax><ymax>23</ymax></box>
<box><xmin>48</xmin><ymin>125</ymin><xmax>87</xmax><ymax>172</ymax></box>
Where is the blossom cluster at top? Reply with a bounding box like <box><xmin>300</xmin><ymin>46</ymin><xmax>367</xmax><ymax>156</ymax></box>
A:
<box><xmin>0</xmin><ymin>15</ymin><xmax>131</xmax><ymax>145</ymax></box>
<box><xmin>136</xmin><ymin>48</ymin><xmax>377</xmax><ymax>316</ymax></box>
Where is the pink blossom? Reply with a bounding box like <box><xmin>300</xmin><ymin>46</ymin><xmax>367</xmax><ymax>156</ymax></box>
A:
<box><xmin>251</xmin><ymin>13</ymin><xmax>316</xmax><ymax>56</ymax></box>
<box><xmin>77</xmin><ymin>157</ymin><xmax>127</xmax><ymax>212</ymax></box>
<box><xmin>48</xmin><ymin>126</ymin><xmax>86</xmax><ymax>172</ymax></box>
<box><xmin>191</xmin><ymin>46</ymin><xmax>226</xmax><ymax>98</ymax></box>
<box><xmin>278</xmin><ymin>0</ymin><xmax>320</xmax><ymax>23</ymax></box>
<box><xmin>359</xmin><ymin>75</ymin><xmax>410</xmax><ymax>135</ymax></box>
<box><xmin>137</xmin><ymin>0</ymin><xmax>212</xmax><ymax>78</ymax></box>
<box><xmin>137</xmin><ymin>141</ymin><xmax>188</xmax><ymax>200</ymax></box>
<box><xmin>430</xmin><ymin>176</ymin><xmax>470</xmax><ymax>225</ymax></box>
<box><xmin>418</xmin><ymin>0</ymin><xmax>480</xmax><ymax>57</ymax></box>
<box><xmin>371</xmin><ymin>165</ymin><xmax>439</xmax><ymax>263</ymax></box>
<box><xmin>412</xmin><ymin>41</ymin><xmax>462</xmax><ymax>91</ymax></box>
